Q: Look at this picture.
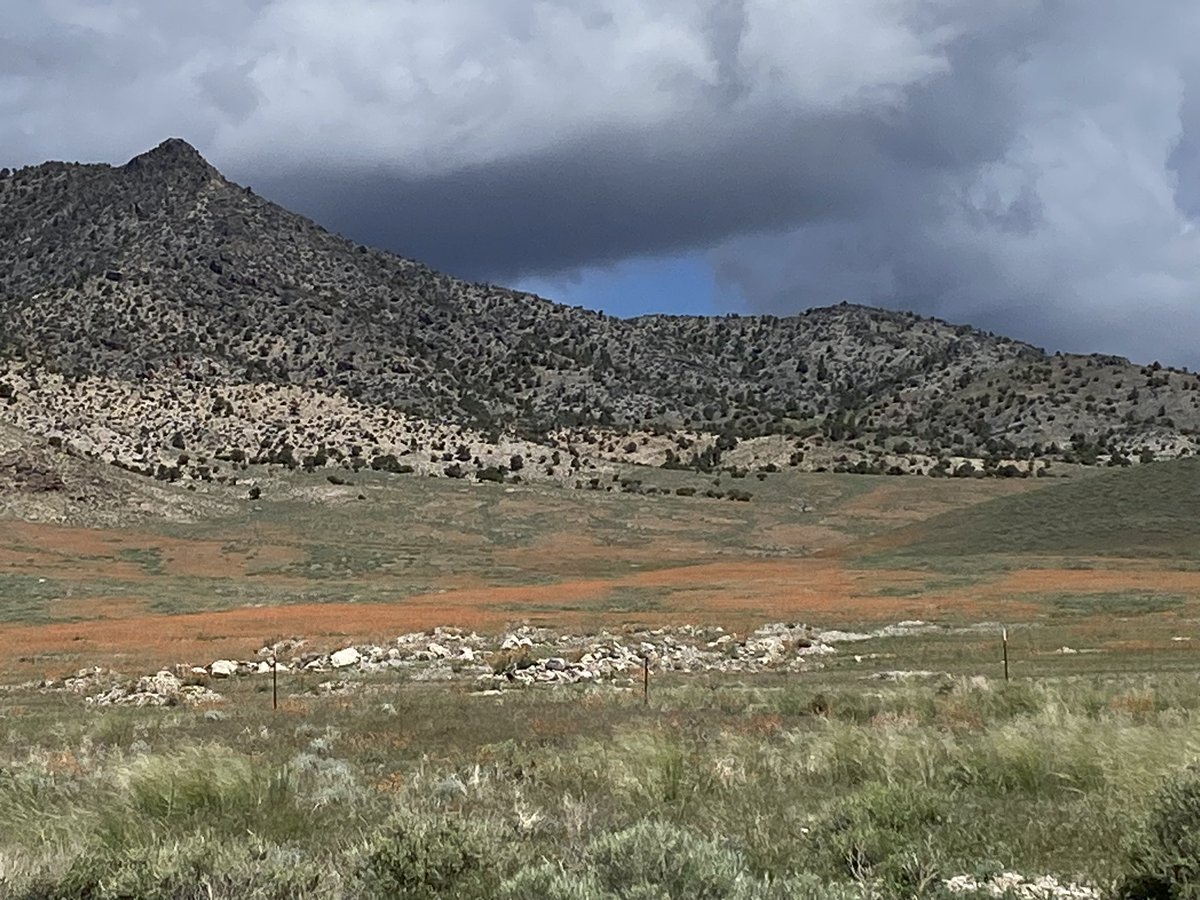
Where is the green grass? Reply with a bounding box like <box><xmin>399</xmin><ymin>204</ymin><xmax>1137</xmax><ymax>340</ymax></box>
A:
<box><xmin>116</xmin><ymin>547</ymin><xmax>166</xmax><ymax>575</ymax></box>
<box><xmin>0</xmin><ymin>575</ymin><xmax>68</xmax><ymax>623</ymax></box>
<box><xmin>1043</xmin><ymin>591</ymin><xmax>1188</xmax><ymax>616</ymax></box>
<box><xmin>865</xmin><ymin>456</ymin><xmax>1200</xmax><ymax>561</ymax></box>
<box><xmin>6</xmin><ymin>458</ymin><xmax>1200</xmax><ymax>894</ymax></box>
<box><xmin>3</xmin><ymin>675</ymin><xmax>1200</xmax><ymax>897</ymax></box>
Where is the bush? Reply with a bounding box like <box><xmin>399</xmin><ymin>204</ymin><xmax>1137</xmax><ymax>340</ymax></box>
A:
<box><xmin>500</xmin><ymin>861</ymin><xmax>607</xmax><ymax>899</ymax></box>
<box><xmin>799</xmin><ymin>784</ymin><xmax>952</xmax><ymax>891</ymax></box>
<box><xmin>586</xmin><ymin>820</ymin><xmax>742</xmax><ymax>898</ymax></box>
<box><xmin>354</xmin><ymin>812</ymin><xmax>502</xmax><ymax>899</ymax></box>
<box><xmin>1118</xmin><ymin>763</ymin><xmax>1200</xmax><ymax>898</ymax></box>
<box><xmin>500</xmin><ymin>821</ymin><xmax>877</xmax><ymax>900</ymax></box>
<box><xmin>15</xmin><ymin>841</ymin><xmax>331</xmax><ymax>900</ymax></box>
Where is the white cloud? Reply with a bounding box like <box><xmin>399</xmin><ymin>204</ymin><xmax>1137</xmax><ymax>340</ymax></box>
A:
<box><xmin>5</xmin><ymin>0</ymin><xmax>962</xmax><ymax>170</ymax></box>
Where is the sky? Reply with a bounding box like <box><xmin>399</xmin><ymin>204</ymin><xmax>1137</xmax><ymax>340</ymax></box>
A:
<box><xmin>4</xmin><ymin>1</ymin><xmax>1200</xmax><ymax>366</ymax></box>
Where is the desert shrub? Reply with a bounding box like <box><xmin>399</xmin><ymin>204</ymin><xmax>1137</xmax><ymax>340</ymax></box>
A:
<box><xmin>370</xmin><ymin>453</ymin><xmax>413</xmax><ymax>474</ymax></box>
<box><xmin>502</xmin><ymin>820</ymin><xmax>742</xmax><ymax>900</ymax></box>
<box><xmin>500</xmin><ymin>822</ymin><xmax>884</xmax><ymax>900</ymax></box>
<box><xmin>14</xmin><ymin>840</ymin><xmax>332</xmax><ymax>900</ymax></box>
<box><xmin>500</xmin><ymin>861</ymin><xmax>607</xmax><ymax>900</ymax></box>
<box><xmin>796</xmin><ymin>783</ymin><xmax>952</xmax><ymax>889</ymax></box>
<box><xmin>1117</xmin><ymin>762</ymin><xmax>1200</xmax><ymax>898</ymax></box>
<box><xmin>288</xmin><ymin>751</ymin><xmax>368</xmax><ymax>807</ymax></box>
<box><xmin>353</xmin><ymin>811</ymin><xmax>503</xmax><ymax>899</ymax></box>
<box><xmin>587</xmin><ymin>820</ymin><xmax>743</xmax><ymax>898</ymax></box>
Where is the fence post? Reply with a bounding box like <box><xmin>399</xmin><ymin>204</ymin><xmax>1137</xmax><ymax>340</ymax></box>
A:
<box><xmin>1002</xmin><ymin>627</ymin><xmax>1009</xmax><ymax>683</ymax></box>
<box><xmin>272</xmin><ymin>655</ymin><xmax>278</xmax><ymax>711</ymax></box>
<box><xmin>642</xmin><ymin>656</ymin><xmax>649</xmax><ymax>706</ymax></box>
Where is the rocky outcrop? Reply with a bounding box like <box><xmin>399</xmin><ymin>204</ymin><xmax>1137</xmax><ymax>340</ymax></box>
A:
<box><xmin>42</xmin><ymin>623</ymin><xmax>843</xmax><ymax>707</ymax></box>
<box><xmin>84</xmin><ymin>669</ymin><xmax>222</xmax><ymax>707</ymax></box>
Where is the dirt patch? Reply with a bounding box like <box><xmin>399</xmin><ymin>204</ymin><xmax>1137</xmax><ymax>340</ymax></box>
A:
<box><xmin>494</xmin><ymin>530</ymin><xmax>713</xmax><ymax>574</ymax></box>
<box><xmin>993</xmin><ymin>567</ymin><xmax>1200</xmax><ymax>596</ymax></box>
<box><xmin>749</xmin><ymin>524</ymin><xmax>849</xmax><ymax>554</ymax></box>
<box><xmin>0</xmin><ymin>520</ymin><xmax>305</xmax><ymax>583</ymax></box>
<box><xmin>833</xmin><ymin>479</ymin><xmax>1041</xmax><ymax>521</ymax></box>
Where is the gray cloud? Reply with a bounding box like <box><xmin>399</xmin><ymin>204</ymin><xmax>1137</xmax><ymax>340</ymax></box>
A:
<box><xmin>3</xmin><ymin>1</ymin><xmax>1200</xmax><ymax>365</ymax></box>
<box><xmin>710</xmin><ymin>1</ymin><xmax>1200</xmax><ymax>364</ymax></box>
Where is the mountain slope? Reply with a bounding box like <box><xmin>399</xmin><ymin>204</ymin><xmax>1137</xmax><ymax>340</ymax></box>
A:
<box><xmin>869</xmin><ymin>455</ymin><xmax>1200</xmax><ymax>559</ymax></box>
<box><xmin>2</xmin><ymin>139</ymin><xmax>1199</xmax><ymax>477</ymax></box>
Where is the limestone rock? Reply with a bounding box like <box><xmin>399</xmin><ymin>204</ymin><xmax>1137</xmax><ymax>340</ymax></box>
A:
<box><xmin>209</xmin><ymin>659</ymin><xmax>238</xmax><ymax>678</ymax></box>
<box><xmin>330</xmin><ymin>647</ymin><xmax>361</xmax><ymax>668</ymax></box>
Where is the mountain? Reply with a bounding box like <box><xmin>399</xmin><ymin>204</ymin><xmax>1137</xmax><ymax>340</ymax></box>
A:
<box><xmin>2</xmin><ymin>138</ymin><xmax>1199</xmax><ymax>484</ymax></box>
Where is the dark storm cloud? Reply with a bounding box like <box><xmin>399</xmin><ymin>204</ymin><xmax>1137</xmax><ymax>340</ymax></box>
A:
<box><xmin>706</xmin><ymin>2</ymin><xmax>1200</xmax><ymax>365</ymax></box>
<box><xmin>4</xmin><ymin>1</ymin><xmax>1200</xmax><ymax>365</ymax></box>
<box><xmin>247</xmin><ymin>110</ymin><xmax>890</xmax><ymax>282</ymax></box>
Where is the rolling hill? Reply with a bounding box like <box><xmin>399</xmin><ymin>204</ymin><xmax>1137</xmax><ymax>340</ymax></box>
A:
<box><xmin>870</xmin><ymin>455</ymin><xmax>1200</xmax><ymax>560</ymax></box>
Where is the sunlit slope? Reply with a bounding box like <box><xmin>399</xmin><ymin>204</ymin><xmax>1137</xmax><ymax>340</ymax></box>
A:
<box><xmin>873</xmin><ymin>459</ymin><xmax>1200</xmax><ymax>559</ymax></box>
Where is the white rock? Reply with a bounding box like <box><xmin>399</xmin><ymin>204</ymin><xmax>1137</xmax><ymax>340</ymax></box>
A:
<box><xmin>331</xmin><ymin>647</ymin><xmax>361</xmax><ymax>668</ymax></box>
<box><xmin>209</xmin><ymin>660</ymin><xmax>238</xmax><ymax>678</ymax></box>
<box><xmin>427</xmin><ymin>642</ymin><xmax>451</xmax><ymax>658</ymax></box>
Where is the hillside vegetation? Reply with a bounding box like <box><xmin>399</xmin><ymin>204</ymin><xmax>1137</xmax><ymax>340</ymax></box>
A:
<box><xmin>870</xmin><ymin>455</ymin><xmax>1200</xmax><ymax>560</ymax></box>
<box><xmin>2</xmin><ymin>139</ymin><xmax>1200</xmax><ymax>485</ymax></box>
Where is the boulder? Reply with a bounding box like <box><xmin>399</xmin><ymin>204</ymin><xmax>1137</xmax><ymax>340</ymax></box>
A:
<box><xmin>330</xmin><ymin>647</ymin><xmax>361</xmax><ymax>668</ymax></box>
<box><xmin>209</xmin><ymin>659</ymin><xmax>238</xmax><ymax>678</ymax></box>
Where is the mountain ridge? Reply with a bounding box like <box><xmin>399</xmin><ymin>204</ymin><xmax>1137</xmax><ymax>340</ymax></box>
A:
<box><xmin>2</xmin><ymin>139</ymin><xmax>1199</xmax><ymax>486</ymax></box>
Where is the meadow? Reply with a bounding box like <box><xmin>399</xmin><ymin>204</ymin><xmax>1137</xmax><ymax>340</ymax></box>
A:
<box><xmin>2</xmin><ymin>459</ymin><xmax>1200</xmax><ymax>897</ymax></box>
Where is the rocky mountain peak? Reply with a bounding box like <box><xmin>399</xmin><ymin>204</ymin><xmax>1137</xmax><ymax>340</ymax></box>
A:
<box><xmin>122</xmin><ymin>137</ymin><xmax>214</xmax><ymax>176</ymax></box>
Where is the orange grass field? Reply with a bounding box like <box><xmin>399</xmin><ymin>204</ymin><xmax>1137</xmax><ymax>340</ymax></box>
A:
<box><xmin>1</xmin><ymin>462</ymin><xmax>1198</xmax><ymax>679</ymax></box>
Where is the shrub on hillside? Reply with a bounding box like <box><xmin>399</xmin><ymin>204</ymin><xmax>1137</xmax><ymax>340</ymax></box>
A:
<box><xmin>1118</xmin><ymin>763</ymin><xmax>1200</xmax><ymax>898</ymax></box>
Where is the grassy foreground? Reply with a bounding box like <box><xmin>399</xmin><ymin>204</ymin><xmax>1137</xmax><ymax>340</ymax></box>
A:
<box><xmin>4</xmin><ymin>672</ymin><xmax>1200</xmax><ymax>898</ymax></box>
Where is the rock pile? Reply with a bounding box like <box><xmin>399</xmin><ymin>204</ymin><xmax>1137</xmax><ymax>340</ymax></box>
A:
<box><xmin>84</xmin><ymin>669</ymin><xmax>223</xmax><ymax>707</ymax></box>
<box><xmin>943</xmin><ymin>872</ymin><xmax>1099</xmax><ymax>899</ymax></box>
<box><xmin>45</xmin><ymin>623</ymin><xmax>841</xmax><ymax>707</ymax></box>
<box><xmin>236</xmin><ymin>623</ymin><xmax>832</xmax><ymax>691</ymax></box>
<box><xmin>476</xmin><ymin>622</ymin><xmax>833</xmax><ymax>689</ymax></box>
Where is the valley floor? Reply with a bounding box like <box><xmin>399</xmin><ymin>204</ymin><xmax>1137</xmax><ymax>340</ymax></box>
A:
<box><xmin>2</xmin><ymin>463</ymin><xmax>1200</xmax><ymax>897</ymax></box>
